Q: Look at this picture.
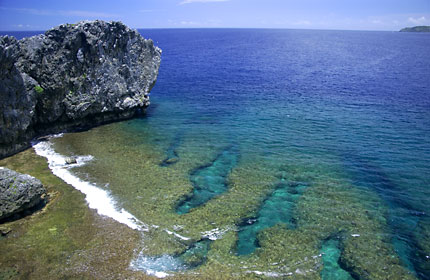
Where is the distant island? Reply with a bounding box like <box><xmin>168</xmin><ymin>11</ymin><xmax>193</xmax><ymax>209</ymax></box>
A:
<box><xmin>400</xmin><ymin>26</ymin><xmax>430</xmax><ymax>32</ymax></box>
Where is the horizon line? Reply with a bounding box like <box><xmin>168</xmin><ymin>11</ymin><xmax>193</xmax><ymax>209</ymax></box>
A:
<box><xmin>0</xmin><ymin>26</ymin><xmax>408</xmax><ymax>33</ymax></box>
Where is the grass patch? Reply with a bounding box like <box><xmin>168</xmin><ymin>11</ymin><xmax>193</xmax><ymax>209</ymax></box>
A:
<box><xmin>34</xmin><ymin>85</ymin><xmax>44</xmax><ymax>94</ymax></box>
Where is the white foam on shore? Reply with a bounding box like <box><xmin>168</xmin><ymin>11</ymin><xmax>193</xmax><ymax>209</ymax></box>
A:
<box><xmin>32</xmin><ymin>135</ymin><xmax>178</xmax><ymax>278</ymax></box>
<box><xmin>201</xmin><ymin>227</ymin><xmax>230</xmax><ymax>240</ymax></box>
<box><xmin>32</xmin><ymin>136</ymin><xmax>148</xmax><ymax>231</ymax></box>
<box><xmin>130</xmin><ymin>253</ymin><xmax>186</xmax><ymax>278</ymax></box>
<box><xmin>165</xmin><ymin>229</ymin><xmax>191</xmax><ymax>241</ymax></box>
<box><xmin>247</xmin><ymin>270</ymin><xmax>291</xmax><ymax>277</ymax></box>
<box><xmin>31</xmin><ymin>135</ymin><xmax>196</xmax><ymax>278</ymax></box>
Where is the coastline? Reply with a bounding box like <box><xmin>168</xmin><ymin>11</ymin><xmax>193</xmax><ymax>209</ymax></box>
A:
<box><xmin>2</xmin><ymin>27</ymin><xmax>429</xmax><ymax>279</ymax></box>
<box><xmin>1</xmin><ymin>117</ymin><xmax>422</xmax><ymax>280</ymax></box>
<box><xmin>0</xmin><ymin>146</ymin><xmax>148</xmax><ymax>279</ymax></box>
<box><xmin>32</xmin><ymin>134</ymin><xmax>148</xmax><ymax>231</ymax></box>
<box><xmin>31</xmin><ymin>134</ymin><xmax>187</xmax><ymax>278</ymax></box>
<box><xmin>3</xmin><ymin>133</ymin><xmax>217</xmax><ymax>279</ymax></box>
<box><xmin>0</xmin><ymin>134</ymin><xmax>270</xmax><ymax>279</ymax></box>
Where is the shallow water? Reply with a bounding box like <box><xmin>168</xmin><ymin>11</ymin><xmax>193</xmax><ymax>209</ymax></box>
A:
<box><xmin>32</xmin><ymin>29</ymin><xmax>430</xmax><ymax>278</ymax></box>
<box><xmin>236</xmin><ymin>174</ymin><xmax>308</xmax><ymax>255</ymax></box>
<box><xmin>321</xmin><ymin>238</ymin><xmax>354</xmax><ymax>280</ymax></box>
<box><xmin>176</xmin><ymin>145</ymin><xmax>239</xmax><ymax>214</ymax></box>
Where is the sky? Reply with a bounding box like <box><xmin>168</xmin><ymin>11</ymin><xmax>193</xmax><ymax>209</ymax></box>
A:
<box><xmin>0</xmin><ymin>0</ymin><xmax>429</xmax><ymax>31</ymax></box>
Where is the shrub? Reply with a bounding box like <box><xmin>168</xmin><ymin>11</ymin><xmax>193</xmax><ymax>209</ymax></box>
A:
<box><xmin>34</xmin><ymin>85</ymin><xmax>44</xmax><ymax>94</ymax></box>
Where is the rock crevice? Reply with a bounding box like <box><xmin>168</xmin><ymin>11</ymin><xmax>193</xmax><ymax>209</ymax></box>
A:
<box><xmin>0</xmin><ymin>20</ymin><xmax>162</xmax><ymax>158</ymax></box>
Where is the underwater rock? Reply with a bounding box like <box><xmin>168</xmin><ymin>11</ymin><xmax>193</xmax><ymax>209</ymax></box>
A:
<box><xmin>160</xmin><ymin>133</ymin><xmax>183</xmax><ymax>167</ymax></box>
<box><xmin>0</xmin><ymin>225</ymin><xmax>11</xmax><ymax>236</ymax></box>
<box><xmin>0</xmin><ymin>20</ymin><xmax>162</xmax><ymax>158</ymax></box>
<box><xmin>64</xmin><ymin>157</ymin><xmax>77</xmax><ymax>164</ymax></box>
<box><xmin>0</xmin><ymin>167</ymin><xmax>46</xmax><ymax>221</ymax></box>
<box><xmin>162</xmin><ymin>157</ymin><xmax>179</xmax><ymax>166</ymax></box>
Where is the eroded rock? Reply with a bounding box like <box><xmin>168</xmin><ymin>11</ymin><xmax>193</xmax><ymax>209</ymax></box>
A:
<box><xmin>0</xmin><ymin>167</ymin><xmax>46</xmax><ymax>221</ymax></box>
<box><xmin>0</xmin><ymin>20</ymin><xmax>161</xmax><ymax>158</ymax></box>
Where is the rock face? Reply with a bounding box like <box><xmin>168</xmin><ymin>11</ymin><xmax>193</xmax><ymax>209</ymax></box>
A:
<box><xmin>0</xmin><ymin>20</ymin><xmax>162</xmax><ymax>158</ymax></box>
<box><xmin>0</xmin><ymin>167</ymin><xmax>46</xmax><ymax>221</ymax></box>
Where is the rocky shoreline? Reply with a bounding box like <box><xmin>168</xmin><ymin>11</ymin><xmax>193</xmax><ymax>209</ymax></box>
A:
<box><xmin>0</xmin><ymin>20</ymin><xmax>161</xmax><ymax>158</ymax></box>
<box><xmin>0</xmin><ymin>21</ymin><xmax>161</xmax><ymax>277</ymax></box>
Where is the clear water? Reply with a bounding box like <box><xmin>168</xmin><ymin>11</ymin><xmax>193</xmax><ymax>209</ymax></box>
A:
<box><xmin>176</xmin><ymin>145</ymin><xmax>238</xmax><ymax>214</ymax></box>
<box><xmin>159</xmin><ymin>132</ymin><xmax>182</xmax><ymax>166</ymax></box>
<box><xmin>237</xmin><ymin>170</ymin><xmax>308</xmax><ymax>255</ymax></box>
<box><xmin>6</xmin><ymin>28</ymin><xmax>430</xmax><ymax>278</ymax></box>
<box><xmin>321</xmin><ymin>238</ymin><xmax>354</xmax><ymax>280</ymax></box>
<box><xmin>0</xmin><ymin>31</ymin><xmax>44</xmax><ymax>39</ymax></box>
<box><xmin>139</xmin><ymin>29</ymin><xmax>430</xmax><ymax>278</ymax></box>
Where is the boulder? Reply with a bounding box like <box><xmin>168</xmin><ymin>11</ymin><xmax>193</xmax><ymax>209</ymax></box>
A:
<box><xmin>0</xmin><ymin>167</ymin><xmax>46</xmax><ymax>221</ymax></box>
<box><xmin>65</xmin><ymin>157</ymin><xmax>77</xmax><ymax>164</ymax></box>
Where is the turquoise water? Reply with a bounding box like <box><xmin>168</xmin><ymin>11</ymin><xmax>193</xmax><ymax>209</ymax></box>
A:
<box><xmin>321</xmin><ymin>238</ymin><xmax>354</xmax><ymax>280</ymax></box>
<box><xmin>236</xmin><ymin>169</ymin><xmax>308</xmax><ymax>255</ymax></box>
<box><xmin>16</xmin><ymin>28</ymin><xmax>429</xmax><ymax>278</ymax></box>
<box><xmin>176</xmin><ymin>145</ymin><xmax>238</xmax><ymax>214</ymax></box>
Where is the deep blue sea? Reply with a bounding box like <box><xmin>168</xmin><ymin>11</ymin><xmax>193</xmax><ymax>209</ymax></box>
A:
<box><xmin>4</xmin><ymin>28</ymin><xmax>430</xmax><ymax>279</ymax></box>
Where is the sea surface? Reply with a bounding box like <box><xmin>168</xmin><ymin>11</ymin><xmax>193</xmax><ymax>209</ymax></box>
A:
<box><xmin>5</xmin><ymin>29</ymin><xmax>430</xmax><ymax>279</ymax></box>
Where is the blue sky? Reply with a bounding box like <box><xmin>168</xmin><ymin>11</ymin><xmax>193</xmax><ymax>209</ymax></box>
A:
<box><xmin>0</xmin><ymin>0</ymin><xmax>429</xmax><ymax>31</ymax></box>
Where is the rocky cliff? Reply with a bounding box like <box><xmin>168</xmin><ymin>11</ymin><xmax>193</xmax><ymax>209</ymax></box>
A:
<box><xmin>0</xmin><ymin>20</ymin><xmax>161</xmax><ymax>158</ymax></box>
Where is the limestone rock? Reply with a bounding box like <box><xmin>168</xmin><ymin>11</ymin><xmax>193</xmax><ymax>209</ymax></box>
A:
<box><xmin>0</xmin><ymin>167</ymin><xmax>46</xmax><ymax>221</ymax></box>
<box><xmin>0</xmin><ymin>20</ymin><xmax>162</xmax><ymax>158</ymax></box>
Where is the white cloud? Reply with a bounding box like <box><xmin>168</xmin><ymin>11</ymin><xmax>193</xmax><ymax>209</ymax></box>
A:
<box><xmin>139</xmin><ymin>9</ymin><xmax>165</xmax><ymax>13</ymax></box>
<box><xmin>408</xmin><ymin>16</ymin><xmax>429</xmax><ymax>25</ymax></box>
<box><xmin>0</xmin><ymin>7</ymin><xmax>51</xmax><ymax>16</ymax></box>
<box><xmin>0</xmin><ymin>7</ymin><xmax>118</xmax><ymax>18</ymax></box>
<box><xmin>60</xmin><ymin>10</ymin><xmax>118</xmax><ymax>18</ymax></box>
<box><xmin>180</xmin><ymin>20</ymin><xmax>200</xmax><ymax>25</ymax></box>
<box><xmin>293</xmin><ymin>20</ymin><xmax>312</xmax><ymax>26</ymax></box>
<box><xmin>164</xmin><ymin>19</ymin><xmax>223</xmax><ymax>27</ymax></box>
<box><xmin>12</xmin><ymin>24</ymin><xmax>37</xmax><ymax>29</ymax></box>
<box><xmin>179</xmin><ymin>0</ymin><xmax>230</xmax><ymax>5</ymax></box>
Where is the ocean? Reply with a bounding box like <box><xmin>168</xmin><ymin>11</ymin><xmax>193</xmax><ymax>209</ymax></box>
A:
<box><xmin>5</xmin><ymin>28</ymin><xmax>430</xmax><ymax>279</ymax></box>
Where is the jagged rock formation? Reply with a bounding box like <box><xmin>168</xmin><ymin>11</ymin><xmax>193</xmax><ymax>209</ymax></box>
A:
<box><xmin>0</xmin><ymin>20</ymin><xmax>161</xmax><ymax>158</ymax></box>
<box><xmin>0</xmin><ymin>167</ymin><xmax>46</xmax><ymax>221</ymax></box>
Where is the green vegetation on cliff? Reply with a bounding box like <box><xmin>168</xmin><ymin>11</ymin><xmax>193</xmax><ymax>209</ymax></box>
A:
<box><xmin>400</xmin><ymin>26</ymin><xmax>430</xmax><ymax>32</ymax></box>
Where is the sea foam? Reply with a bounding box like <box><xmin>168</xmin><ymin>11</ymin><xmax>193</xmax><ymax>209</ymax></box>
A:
<box><xmin>32</xmin><ymin>135</ymin><xmax>148</xmax><ymax>231</ymax></box>
<box><xmin>130</xmin><ymin>254</ymin><xmax>183</xmax><ymax>278</ymax></box>
<box><xmin>32</xmin><ymin>135</ymin><xmax>184</xmax><ymax>278</ymax></box>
